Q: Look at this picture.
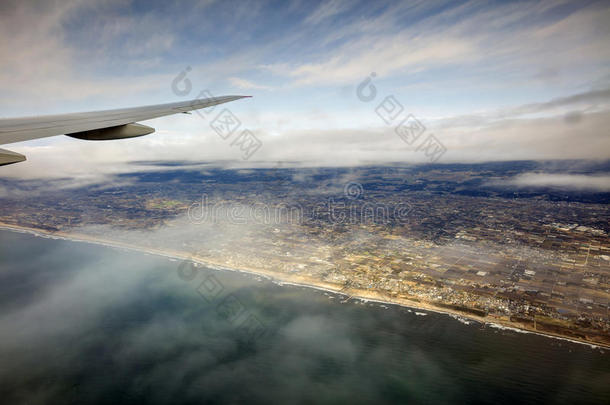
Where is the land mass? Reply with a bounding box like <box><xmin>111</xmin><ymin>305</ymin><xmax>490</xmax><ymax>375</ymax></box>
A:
<box><xmin>0</xmin><ymin>161</ymin><xmax>608</xmax><ymax>347</ymax></box>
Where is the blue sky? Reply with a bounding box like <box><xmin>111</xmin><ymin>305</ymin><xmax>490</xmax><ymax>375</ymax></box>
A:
<box><xmin>1</xmin><ymin>0</ymin><xmax>609</xmax><ymax>177</ymax></box>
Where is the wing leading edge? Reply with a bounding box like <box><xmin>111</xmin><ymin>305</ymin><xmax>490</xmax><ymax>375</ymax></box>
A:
<box><xmin>0</xmin><ymin>95</ymin><xmax>250</xmax><ymax>166</ymax></box>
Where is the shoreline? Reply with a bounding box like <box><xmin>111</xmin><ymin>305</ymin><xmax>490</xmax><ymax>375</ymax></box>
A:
<box><xmin>1</xmin><ymin>222</ymin><xmax>607</xmax><ymax>350</ymax></box>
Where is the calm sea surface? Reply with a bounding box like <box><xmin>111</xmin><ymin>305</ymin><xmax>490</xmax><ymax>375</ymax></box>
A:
<box><xmin>0</xmin><ymin>230</ymin><xmax>608</xmax><ymax>404</ymax></box>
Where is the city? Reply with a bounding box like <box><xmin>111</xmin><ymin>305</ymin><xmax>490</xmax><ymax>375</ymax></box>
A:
<box><xmin>1</xmin><ymin>161</ymin><xmax>608</xmax><ymax>346</ymax></box>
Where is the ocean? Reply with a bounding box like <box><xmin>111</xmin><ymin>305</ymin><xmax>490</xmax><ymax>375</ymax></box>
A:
<box><xmin>0</xmin><ymin>229</ymin><xmax>608</xmax><ymax>404</ymax></box>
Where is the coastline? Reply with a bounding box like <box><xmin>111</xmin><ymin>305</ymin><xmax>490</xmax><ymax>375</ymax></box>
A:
<box><xmin>1</xmin><ymin>222</ymin><xmax>607</xmax><ymax>350</ymax></box>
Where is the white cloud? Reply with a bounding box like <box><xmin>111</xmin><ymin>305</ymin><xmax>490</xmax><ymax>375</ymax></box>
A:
<box><xmin>228</xmin><ymin>77</ymin><xmax>272</xmax><ymax>91</ymax></box>
<box><xmin>285</xmin><ymin>36</ymin><xmax>475</xmax><ymax>86</ymax></box>
<box><xmin>1</xmin><ymin>105</ymin><xmax>609</xmax><ymax>183</ymax></box>
<box><xmin>304</xmin><ymin>0</ymin><xmax>352</xmax><ymax>25</ymax></box>
<box><xmin>1</xmin><ymin>0</ymin><xmax>610</xmax><ymax>169</ymax></box>
<box><xmin>265</xmin><ymin>0</ymin><xmax>610</xmax><ymax>90</ymax></box>
<box><xmin>490</xmin><ymin>173</ymin><xmax>610</xmax><ymax>192</ymax></box>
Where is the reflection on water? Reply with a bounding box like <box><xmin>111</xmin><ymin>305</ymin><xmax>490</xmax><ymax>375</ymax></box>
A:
<box><xmin>0</xmin><ymin>230</ymin><xmax>608</xmax><ymax>404</ymax></box>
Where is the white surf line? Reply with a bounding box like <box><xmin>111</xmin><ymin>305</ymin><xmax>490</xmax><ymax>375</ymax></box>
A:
<box><xmin>486</xmin><ymin>322</ymin><xmax>603</xmax><ymax>350</ymax></box>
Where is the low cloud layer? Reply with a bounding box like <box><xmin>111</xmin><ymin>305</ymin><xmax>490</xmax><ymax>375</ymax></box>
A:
<box><xmin>492</xmin><ymin>173</ymin><xmax>610</xmax><ymax>192</ymax></box>
<box><xmin>1</xmin><ymin>105</ymin><xmax>609</xmax><ymax>184</ymax></box>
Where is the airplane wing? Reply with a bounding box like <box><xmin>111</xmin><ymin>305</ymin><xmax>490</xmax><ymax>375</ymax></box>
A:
<box><xmin>0</xmin><ymin>95</ymin><xmax>249</xmax><ymax>166</ymax></box>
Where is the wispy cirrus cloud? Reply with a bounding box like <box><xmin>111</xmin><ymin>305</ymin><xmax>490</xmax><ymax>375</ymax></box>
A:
<box><xmin>228</xmin><ymin>77</ymin><xmax>272</xmax><ymax>91</ymax></box>
<box><xmin>431</xmin><ymin>87</ymin><xmax>610</xmax><ymax>129</ymax></box>
<box><xmin>262</xmin><ymin>0</ymin><xmax>610</xmax><ymax>91</ymax></box>
<box><xmin>304</xmin><ymin>0</ymin><xmax>352</xmax><ymax>25</ymax></box>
